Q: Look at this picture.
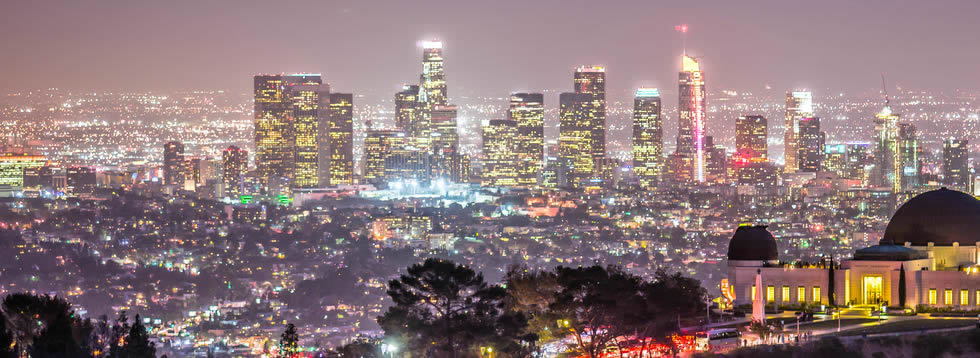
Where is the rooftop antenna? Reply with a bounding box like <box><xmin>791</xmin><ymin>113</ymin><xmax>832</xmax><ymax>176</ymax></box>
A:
<box><xmin>880</xmin><ymin>73</ymin><xmax>889</xmax><ymax>106</ymax></box>
<box><xmin>675</xmin><ymin>24</ymin><xmax>689</xmax><ymax>55</ymax></box>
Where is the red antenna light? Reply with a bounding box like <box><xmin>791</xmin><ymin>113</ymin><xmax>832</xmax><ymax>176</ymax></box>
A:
<box><xmin>675</xmin><ymin>24</ymin><xmax>688</xmax><ymax>33</ymax></box>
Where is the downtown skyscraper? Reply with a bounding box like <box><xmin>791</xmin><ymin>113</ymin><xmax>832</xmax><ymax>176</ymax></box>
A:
<box><xmin>222</xmin><ymin>145</ymin><xmax>248</xmax><ymax>196</ymax></box>
<box><xmin>943</xmin><ymin>138</ymin><xmax>970</xmax><ymax>192</ymax></box>
<box><xmin>254</xmin><ymin>74</ymin><xmax>322</xmax><ymax>189</ymax></box>
<box><xmin>558</xmin><ymin>66</ymin><xmax>606</xmax><ymax>189</ymax></box>
<box><xmin>784</xmin><ymin>91</ymin><xmax>814</xmax><ymax>174</ymax></box>
<box><xmin>796</xmin><ymin>117</ymin><xmax>824</xmax><ymax>173</ymax></box>
<box><xmin>675</xmin><ymin>55</ymin><xmax>707</xmax><ymax>182</ymax></box>
<box><xmin>871</xmin><ymin>100</ymin><xmax>901</xmax><ymax>192</ymax></box>
<box><xmin>897</xmin><ymin>123</ymin><xmax>921</xmax><ymax>191</ymax></box>
<box><xmin>163</xmin><ymin>141</ymin><xmax>185</xmax><ymax>186</ymax></box>
<box><xmin>509</xmin><ymin>93</ymin><xmax>544</xmax><ymax>187</ymax></box>
<box><xmin>632</xmin><ymin>88</ymin><xmax>663</xmax><ymax>188</ymax></box>
<box><xmin>325</xmin><ymin>93</ymin><xmax>354</xmax><ymax>185</ymax></box>
<box><xmin>481</xmin><ymin>119</ymin><xmax>520</xmax><ymax>187</ymax></box>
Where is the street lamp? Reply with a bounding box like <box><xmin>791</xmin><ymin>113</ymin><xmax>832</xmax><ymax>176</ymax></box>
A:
<box><xmin>382</xmin><ymin>342</ymin><xmax>399</xmax><ymax>358</ymax></box>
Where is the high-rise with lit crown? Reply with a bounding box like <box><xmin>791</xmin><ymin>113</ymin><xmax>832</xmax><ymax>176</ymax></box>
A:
<box><xmin>632</xmin><ymin>88</ymin><xmax>663</xmax><ymax>188</ymax></box>
<box><xmin>872</xmin><ymin>101</ymin><xmax>900</xmax><ymax>191</ymax></box>
<box><xmin>784</xmin><ymin>91</ymin><xmax>814</xmax><ymax>174</ymax></box>
<box><xmin>509</xmin><ymin>93</ymin><xmax>544</xmax><ymax>187</ymax></box>
<box><xmin>420</xmin><ymin>41</ymin><xmax>447</xmax><ymax>108</ymax></box>
<box><xmin>326</xmin><ymin>93</ymin><xmax>354</xmax><ymax>185</ymax></box>
<box><xmin>676</xmin><ymin>55</ymin><xmax>707</xmax><ymax>182</ymax></box>
<box><xmin>482</xmin><ymin>119</ymin><xmax>520</xmax><ymax>187</ymax></box>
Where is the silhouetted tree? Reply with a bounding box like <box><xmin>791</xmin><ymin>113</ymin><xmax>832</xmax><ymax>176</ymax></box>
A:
<box><xmin>377</xmin><ymin>258</ymin><xmax>524</xmax><ymax>357</ymax></box>
<box><xmin>29</xmin><ymin>311</ymin><xmax>86</xmax><ymax>358</ymax></box>
<box><xmin>108</xmin><ymin>311</ymin><xmax>130</xmax><ymax>358</ymax></box>
<box><xmin>123</xmin><ymin>315</ymin><xmax>155</xmax><ymax>358</ymax></box>
<box><xmin>2</xmin><ymin>293</ymin><xmax>73</xmax><ymax>352</ymax></box>
<box><xmin>828</xmin><ymin>259</ymin><xmax>836</xmax><ymax>306</ymax></box>
<box><xmin>279</xmin><ymin>323</ymin><xmax>299</xmax><ymax>357</ymax></box>
<box><xmin>549</xmin><ymin>265</ymin><xmax>644</xmax><ymax>358</ymax></box>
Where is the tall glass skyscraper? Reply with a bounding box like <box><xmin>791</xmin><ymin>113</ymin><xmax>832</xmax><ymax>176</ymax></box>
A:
<box><xmin>632</xmin><ymin>88</ymin><xmax>663</xmax><ymax>188</ymax></box>
<box><xmin>784</xmin><ymin>91</ymin><xmax>814</xmax><ymax>174</ymax></box>
<box><xmin>326</xmin><ymin>93</ymin><xmax>354</xmax><ymax>186</ymax></box>
<box><xmin>509</xmin><ymin>93</ymin><xmax>544</xmax><ymax>187</ymax></box>
<box><xmin>676</xmin><ymin>55</ymin><xmax>707</xmax><ymax>182</ymax></box>
<box><xmin>574</xmin><ymin>66</ymin><xmax>607</xmax><ymax>168</ymax></box>
<box><xmin>482</xmin><ymin>119</ymin><xmax>520</xmax><ymax>187</ymax></box>
<box><xmin>254</xmin><ymin>74</ymin><xmax>323</xmax><ymax>189</ymax></box>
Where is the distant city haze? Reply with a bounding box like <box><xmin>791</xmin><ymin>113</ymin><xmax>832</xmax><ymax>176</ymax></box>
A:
<box><xmin>2</xmin><ymin>0</ymin><xmax>979</xmax><ymax>102</ymax></box>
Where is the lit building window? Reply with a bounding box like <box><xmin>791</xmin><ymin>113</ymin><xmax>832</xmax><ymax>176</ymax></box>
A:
<box><xmin>812</xmin><ymin>287</ymin><xmax>821</xmax><ymax>303</ymax></box>
<box><xmin>945</xmin><ymin>289</ymin><xmax>953</xmax><ymax>305</ymax></box>
<box><xmin>929</xmin><ymin>289</ymin><xmax>937</xmax><ymax>305</ymax></box>
<box><xmin>751</xmin><ymin>285</ymin><xmax>756</xmax><ymax>301</ymax></box>
<box><xmin>798</xmin><ymin>286</ymin><xmax>806</xmax><ymax>303</ymax></box>
<box><xmin>767</xmin><ymin>286</ymin><xmax>775</xmax><ymax>302</ymax></box>
<box><xmin>961</xmin><ymin>289</ymin><xmax>969</xmax><ymax>306</ymax></box>
<box><xmin>782</xmin><ymin>286</ymin><xmax>790</xmax><ymax>303</ymax></box>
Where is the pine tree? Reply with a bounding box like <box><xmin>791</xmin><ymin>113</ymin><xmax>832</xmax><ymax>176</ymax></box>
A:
<box><xmin>123</xmin><ymin>315</ymin><xmax>156</xmax><ymax>358</ymax></box>
<box><xmin>279</xmin><ymin>323</ymin><xmax>299</xmax><ymax>357</ymax></box>
<box><xmin>898</xmin><ymin>264</ymin><xmax>907</xmax><ymax>308</ymax></box>
<box><xmin>827</xmin><ymin>259</ymin><xmax>836</xmax><ymax>306</ymax></box>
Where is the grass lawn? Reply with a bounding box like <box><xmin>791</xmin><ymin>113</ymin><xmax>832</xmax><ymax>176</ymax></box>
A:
<box><xmin>833</xmin><ymin>318</ymin><xmax>975</xmax><ymax>336</ymax></box>
<box><xmin>789</xmin><ymin>318</ymin><xmax>877</xmax><ymax>332</ymax></box>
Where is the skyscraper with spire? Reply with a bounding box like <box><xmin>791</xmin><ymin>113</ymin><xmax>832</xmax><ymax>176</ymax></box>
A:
<box><xmin>676</xmin><ymin>55</ymin><xmax>707</xmax><ymax>182</ymax></box>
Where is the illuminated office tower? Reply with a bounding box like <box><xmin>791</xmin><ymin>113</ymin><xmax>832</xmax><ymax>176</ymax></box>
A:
<box><xmin>735</xmin><ymin>115</ymin><xmax>767</xmax><ymax>163</ymax></box>
<box><xmin>632</xmin><ymin>88</ymin><xmax>663</xmax><ymax>188</ymax></box>
<box><xmin>558</xmin><ymin>92</ymin><xmax>593</xmax><ymax>188</ymax></box>
<box><xmin>420</xmin><ymin>40</ymin><xmax>447</xmax><ymax>108</ymax></box>
<box><xmin>395</xmin><ymin>85</ymin><xmax>426</xmax><ymax>141</ymax></box>
<box><xmin>254</xmin><ymin>74</ymin><xmax>322</xmax><ymax>188</ymax></box>
<box><xmin>325</xmin><ymin>93</ymin><xmax>354</xmax><ymax>185</ymax></box>
<box><xmin>66</xmin><ymin>167</ymin><xmax>96</xmax><ymax>194</ymax></box>
<box><xmin>676</xmin><ymin>55</ymin><xmax>707</xmax><ymax>182</ymax></box>
<box><xmin>363</xmin><ymin>130</ymin><xmax>406</xmax><ymax>185</ymax></box>
<box><xmin>796</xmin><ymin>117</ymin><xmax>824</xmax><ymax>172</ymax></box>
<box><xmin>482</xmin><ymin>119</ymin><xmax>520</xmax><ymax>187</ymax></box>
<box><xmin>871</xmin><ymin>102</ymin><xmax>900</xmax><ymax>191</ymax></box>
<box><xmin>287</xmin><ymin>77</ymin><xmax>322</xmax><ymax>189</ymax></box>
<box><xmin>385</xmin><ymin>147</ymin><xmax>430</xmax><ymax>184</ymax></box>
<box><xmin>574</xmin><ymin>66</ymin><xmax>607</xmax><ymax>165</ymax></box>
<box><xmin>896</xmin><ymin>123</ymin><xmax>921</xmax><ymax>191</ymax></box>
<box><xmin>0</xmin><ymin>153</ymin><xmax>46</xmax><ymax>187</ymax></box>
<box><xmin>223</xmin><ymin>145</ymin><xmax>248</xmax><ymax>196</ymax></box>
<box><xmin>705</xmin><ymin>136</ymin><xmax>728</xmax><ymax>184</ymax></box>
<box><xmin>845</xmin><ymin>143</ymin><xmax>872</xmax><ymax>183</ymax></box>
<box><xmin>163</xmin><ymin>141</ymin><xmax>185</xmax><ymax>186</ymax></box>
<box><xmin>430</xmin><ymin>105</ymin><xmax>459</xmax><ymax>155</ymax></box>
<box><xmin>315</xmin><ymin>84</ymin><xmax>331</xmax><ymax>187</ymax></box>
<box><xmin>823</xmin><ymin>144</ymin><xmax>848</xmax><ymax>177</ymax></box>
<box><xmin>784</xmin><ymin>91</ymin><xmax>814</xmax><ymax>174</ymax></box>
<box><xmin>943</xmin><ymin>138</ymin><xmax>969</xmax><ymax>192</ymax></box>
<box><xmin>509</xmin><ymin>93</ymin><xmax>544</xmax><ymax>187</ymax></box>
<box><xmin>430</xmin><ymin>105</ymin><xmax>467</xmax><ymax>182</ymax></box>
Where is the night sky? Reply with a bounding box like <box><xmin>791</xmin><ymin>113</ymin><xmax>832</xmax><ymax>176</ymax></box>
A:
<box><xmin>2</xmin><ymin>0</ymin><xmax>978</xmax><ymax>100</ymax></box>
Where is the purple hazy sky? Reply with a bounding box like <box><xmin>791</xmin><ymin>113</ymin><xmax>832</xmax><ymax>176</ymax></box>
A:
<box><xmin>2</xmin><ymin>0</ymin><xmax>978</xmax><ymax>98</ymax></box>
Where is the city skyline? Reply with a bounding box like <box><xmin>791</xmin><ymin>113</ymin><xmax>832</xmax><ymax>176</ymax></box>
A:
<box><xmin>2</xmin><ymin>1</ymin><xmax>980</xmax><ymax>100</ymax></box>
